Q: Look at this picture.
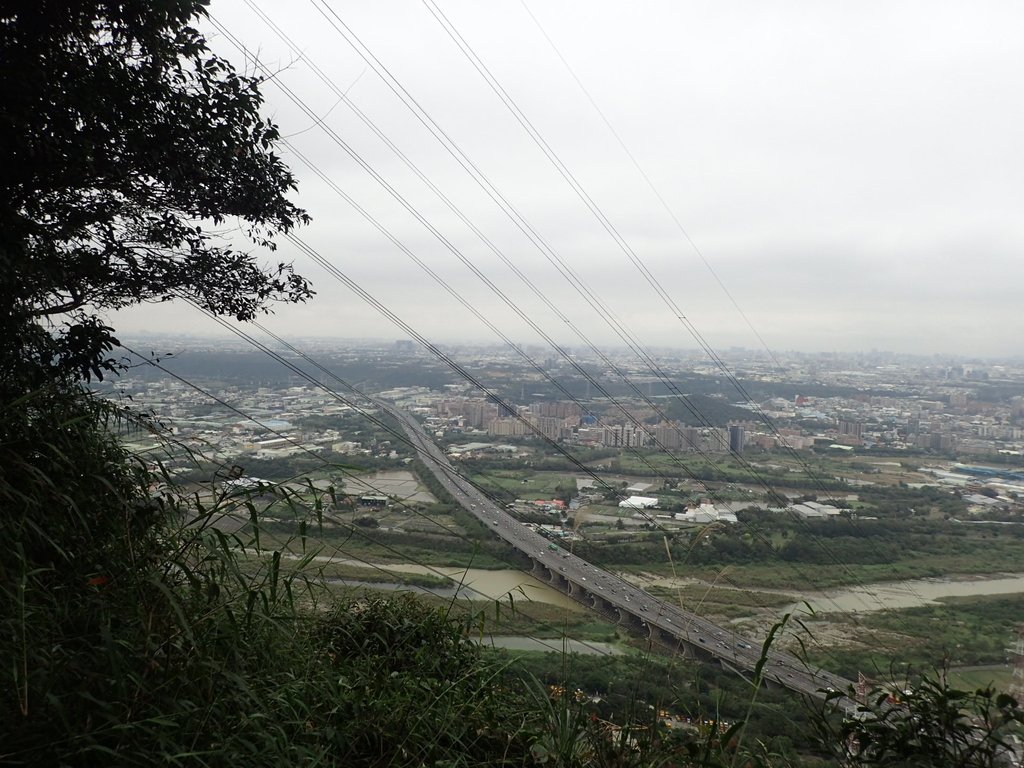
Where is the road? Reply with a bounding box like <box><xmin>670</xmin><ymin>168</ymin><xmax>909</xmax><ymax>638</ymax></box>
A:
<box><xmin>383</xmin><ymin>402</ymin><xmax>856</xmax><ymax>706</ymax></box>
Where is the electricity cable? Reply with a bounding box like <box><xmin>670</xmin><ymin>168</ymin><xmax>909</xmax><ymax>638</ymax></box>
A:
<box><xmin>209</xmin><ymin>6</ymin><xmax>919</xmax><ymax>649</ymax></box>
<box><xmin>417</xmin><ymin>0</ymin><xmax>930</xmax><ymax>611</ymax></box>
<box><xmin>212</xmin><ymin>11</ymin><xmax>876</xmax><ymax>592</ymax></box>
<box><xmin>517</xmin><ymin>0</ymin><xmax>785</xmax><ymax>375</ymax></box>
<box><xmin>120</xmin><ymin>344</ymin><xmax>631</xmax><ymax>660</ymax></box>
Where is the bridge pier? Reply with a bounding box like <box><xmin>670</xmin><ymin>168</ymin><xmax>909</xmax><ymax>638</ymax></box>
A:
<box><xmin>593</xmin><ymin>595</ymin><xmax>616</xmax><ymax>614</ymax></box>
<box><xmin>616</xmin><ymin>609</ymin><xmax>645</xmax><ymax>634</ymax></box>
<box><xmin>650</xmin><ymin>626</ymin><xmax>680</xmax><ymax>649</ymax></box>
<box><xmin>568</xmin><ymin>581</ymin><xmax>587</xmax><ymax>600</ymax></box>
<box><xmin>762</xmin><ymin>675</ymin><xmax>784</xmax><ymax>691</ymax></box>
<box><xmin>719</xmin><ymin>658</ymin><xmax>753</xmax><ymax>685</ymax></box>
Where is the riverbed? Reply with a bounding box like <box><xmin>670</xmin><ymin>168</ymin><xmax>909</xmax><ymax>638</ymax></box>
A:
<box><xmin>627</xmin><ymin>570</ymin><xmax>1024</xmax><ymax>616</ymax></box>
<box><xmin>299</xmin><ymin>554</ymin><xmax>1024</xmax><ymax>617</ymax></box>
<box><xmin>304</xmin><ymin>555</ymin><xmax>576</xmax><ymax>609</ymax></box>
<box><xmin>796</xmin><ymin>573</ymin><xmax>1024</xmax><ymax>614</ymax></box>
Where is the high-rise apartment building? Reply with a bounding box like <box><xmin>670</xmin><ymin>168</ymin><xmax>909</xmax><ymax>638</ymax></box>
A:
<box><xmin>728</xmin><ymin>424</ymin><xmax>746</xmax><ymax>453</ymax></box>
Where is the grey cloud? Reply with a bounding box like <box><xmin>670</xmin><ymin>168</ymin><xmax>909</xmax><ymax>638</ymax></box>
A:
<box><xmin>111</xmin><ymin>0</ymin><xmax>1024</xmax><ymax>357</ymax></box>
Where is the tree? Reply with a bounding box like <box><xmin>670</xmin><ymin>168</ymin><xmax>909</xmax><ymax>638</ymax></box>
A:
<box><xmin>0</xmin><ymin>5</ymin><xmax>315</xmax><ymax>759</ymax></box>
<box><xmin>816</xmin><ymin>673</ymin><xmax>1024</xmax><ymax>767</ymax></box>
<box><xmin>1</xmin><ymin>0</ymin><xmax>311</xmax><ymax>388</ymax></box>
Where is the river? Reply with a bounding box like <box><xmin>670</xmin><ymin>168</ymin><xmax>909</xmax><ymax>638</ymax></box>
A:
<box><xmin>315</xmin><ymin>557</ymin><xmax>576</xmax><ymax>609</ymax></box>
<box><xmin>795</xmin><ymin>573</ymin><xmax>1024</xmax><ymax>614</ymax></box>
<box><xmin>310</xmin><ymin>555</ymin><xmax>1024</xmax><ymax>617</ymax></box>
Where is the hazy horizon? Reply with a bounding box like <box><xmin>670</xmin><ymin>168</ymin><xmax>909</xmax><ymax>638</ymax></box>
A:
<box><xmin>115</xmin><ymin>329</ymin><xmax>1024</xmax><ymax>364</ymax></box>
<box><xmin>113</xmin><ymin>1</ymin><xmax>1024</xmax><ymax>359</ymax></box>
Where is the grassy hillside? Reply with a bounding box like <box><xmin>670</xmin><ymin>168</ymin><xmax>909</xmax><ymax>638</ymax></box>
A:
<box><xmin>3</xmin><ymin>386</ymin><xmax>1021</xmax><ymax>766</ymax></box>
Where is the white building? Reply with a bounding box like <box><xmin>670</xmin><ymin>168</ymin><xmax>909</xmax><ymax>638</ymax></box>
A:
<box><xmin>789</xmin><ymin>501</ymin><xmax>841</xmax><ymax>518</ymax></box>
<box><xmin>618</xmin><ymin>495</ymin><xmax>659</xmax><ymax>509</ymax></box>
<box><xmin>674</xmin><ymin>502</ymin><xmax>738</xmax><ymax>524</ymax></box>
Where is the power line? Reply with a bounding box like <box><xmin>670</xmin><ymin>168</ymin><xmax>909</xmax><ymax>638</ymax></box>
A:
<box><xmin>280</xmin><ymin>0</ymin><xmax>846</xmax><ymax>544</ymax></box>
<box><xmin>205</xmin><ymin>7</ymin><xmax>923</xmax><ymax>649</ymax></box>
<box><xmin>208</xmin><ymin>15</ymin><xmax>757</xmax><ymax>537</ymax></box>
<box><xmin>269</xmin><ymin>1</ymin><xmax>854</xmax><ymax>539</ymax></box>
<box><xmin>215</xmin><ymin>8</ymin><xmax>862</xmax><ymax>578</ymax></box>
<box><xmin>517</xmin><ymin>0</ymin><xmax>785</xmax><ymax>376</ymax></box>
<box><xmin>208</xmin><ymin>5</ymin><xmax>918</xmax><ymax>649</ymax></box>
<box><xmin>282</xmin><ymin>228</ymin><xmax>914</xmax><ymax>656</ymax></box>
<box><xmin>417</xmin><ymin>0</ymin><xmax>930</xmax><ymax>613</ymax></box>
<box><xmin>119</xmin><ymin>343</ymin><xmax>630</xmax><ymax>660</ymax></box>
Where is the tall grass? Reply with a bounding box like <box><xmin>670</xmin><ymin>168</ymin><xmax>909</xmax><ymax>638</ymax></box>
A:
<box><xmin>0</xmin><ymin>385</ymin><xmax>544</xmax><ymax>764</ymax></box>
<box><xmin>4</xmin><ymin>384</ymin><xmax>1018</xmax><ymax>766</ymax></box>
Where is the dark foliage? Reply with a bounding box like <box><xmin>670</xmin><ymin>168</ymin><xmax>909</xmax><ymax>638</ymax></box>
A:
<box><xmin>817</xmin><ymin>674</ymin><xmax>1024</xmax><ymax>767</ymax></box>
<box><xmin>0</xmin><ymin>0</ymin><xmax>311</xmax><ymax>388</ymax></box>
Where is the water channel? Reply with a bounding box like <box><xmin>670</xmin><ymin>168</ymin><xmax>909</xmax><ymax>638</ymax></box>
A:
<box><xmin>313</xmin><ymin>555</ymin><xmax>1024</xmax><ymax>617</ymax></box>
<box><xmin>795</xmin><ymin>573</ymin><xmax>1024</xmax><ymax>614</ymax></box>
<box><xmin>319</xmin><ymin>558</ymin><xmax>576</xmax><ymax>609</ymax></box>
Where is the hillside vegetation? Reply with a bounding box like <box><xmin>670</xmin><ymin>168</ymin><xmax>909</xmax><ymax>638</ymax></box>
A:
<box><xmin>3</xmin><ymin>2</ymin><xmax>1022</xmax><ymax>765</ymax></box>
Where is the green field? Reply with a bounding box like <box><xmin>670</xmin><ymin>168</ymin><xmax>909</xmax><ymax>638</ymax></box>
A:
<box><xmin>260</xmin><ymin>524</ymin><xmax>518</xmax><ymax>570</ymax></box>
<box><xmin>947</xmin><ymin>665</ymin><xmax>1016</xmax><ymax>692</ymax></box>
<box><xmin>670</xmin><ymin>548</ymin><xmax>1024</xmax><ymax>590</ymax></box>
<box><xmin>643</xmin><ymin>583</ymin><xmax>795</xmax><ymax>621</ymax></box>
<box><xmin>324</xmin><ymin>590</ymin><xmax>622</xmax><ymax>643</ymax></box>
<box><xmin>805</xmin><ymin>593</ymin><xmax>1024</xmax><ymax>679</ymax></box>
<box><xmin>467</xmin><ymin>469</ymin><xmax>576</xmax><ymax>499</ymax></box>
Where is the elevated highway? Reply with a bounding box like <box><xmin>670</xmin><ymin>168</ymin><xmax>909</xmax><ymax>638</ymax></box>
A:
<box><xmin>384</xmin><ymin>403</ymin><xmax>855</xmax><ymax>705</ymax></box>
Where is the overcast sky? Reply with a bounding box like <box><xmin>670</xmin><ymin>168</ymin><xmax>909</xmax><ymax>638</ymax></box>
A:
<box><xmin>114</xmin><ymin>1</ymin><xmax>1024</xmax><ymax>357</ymax></box>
